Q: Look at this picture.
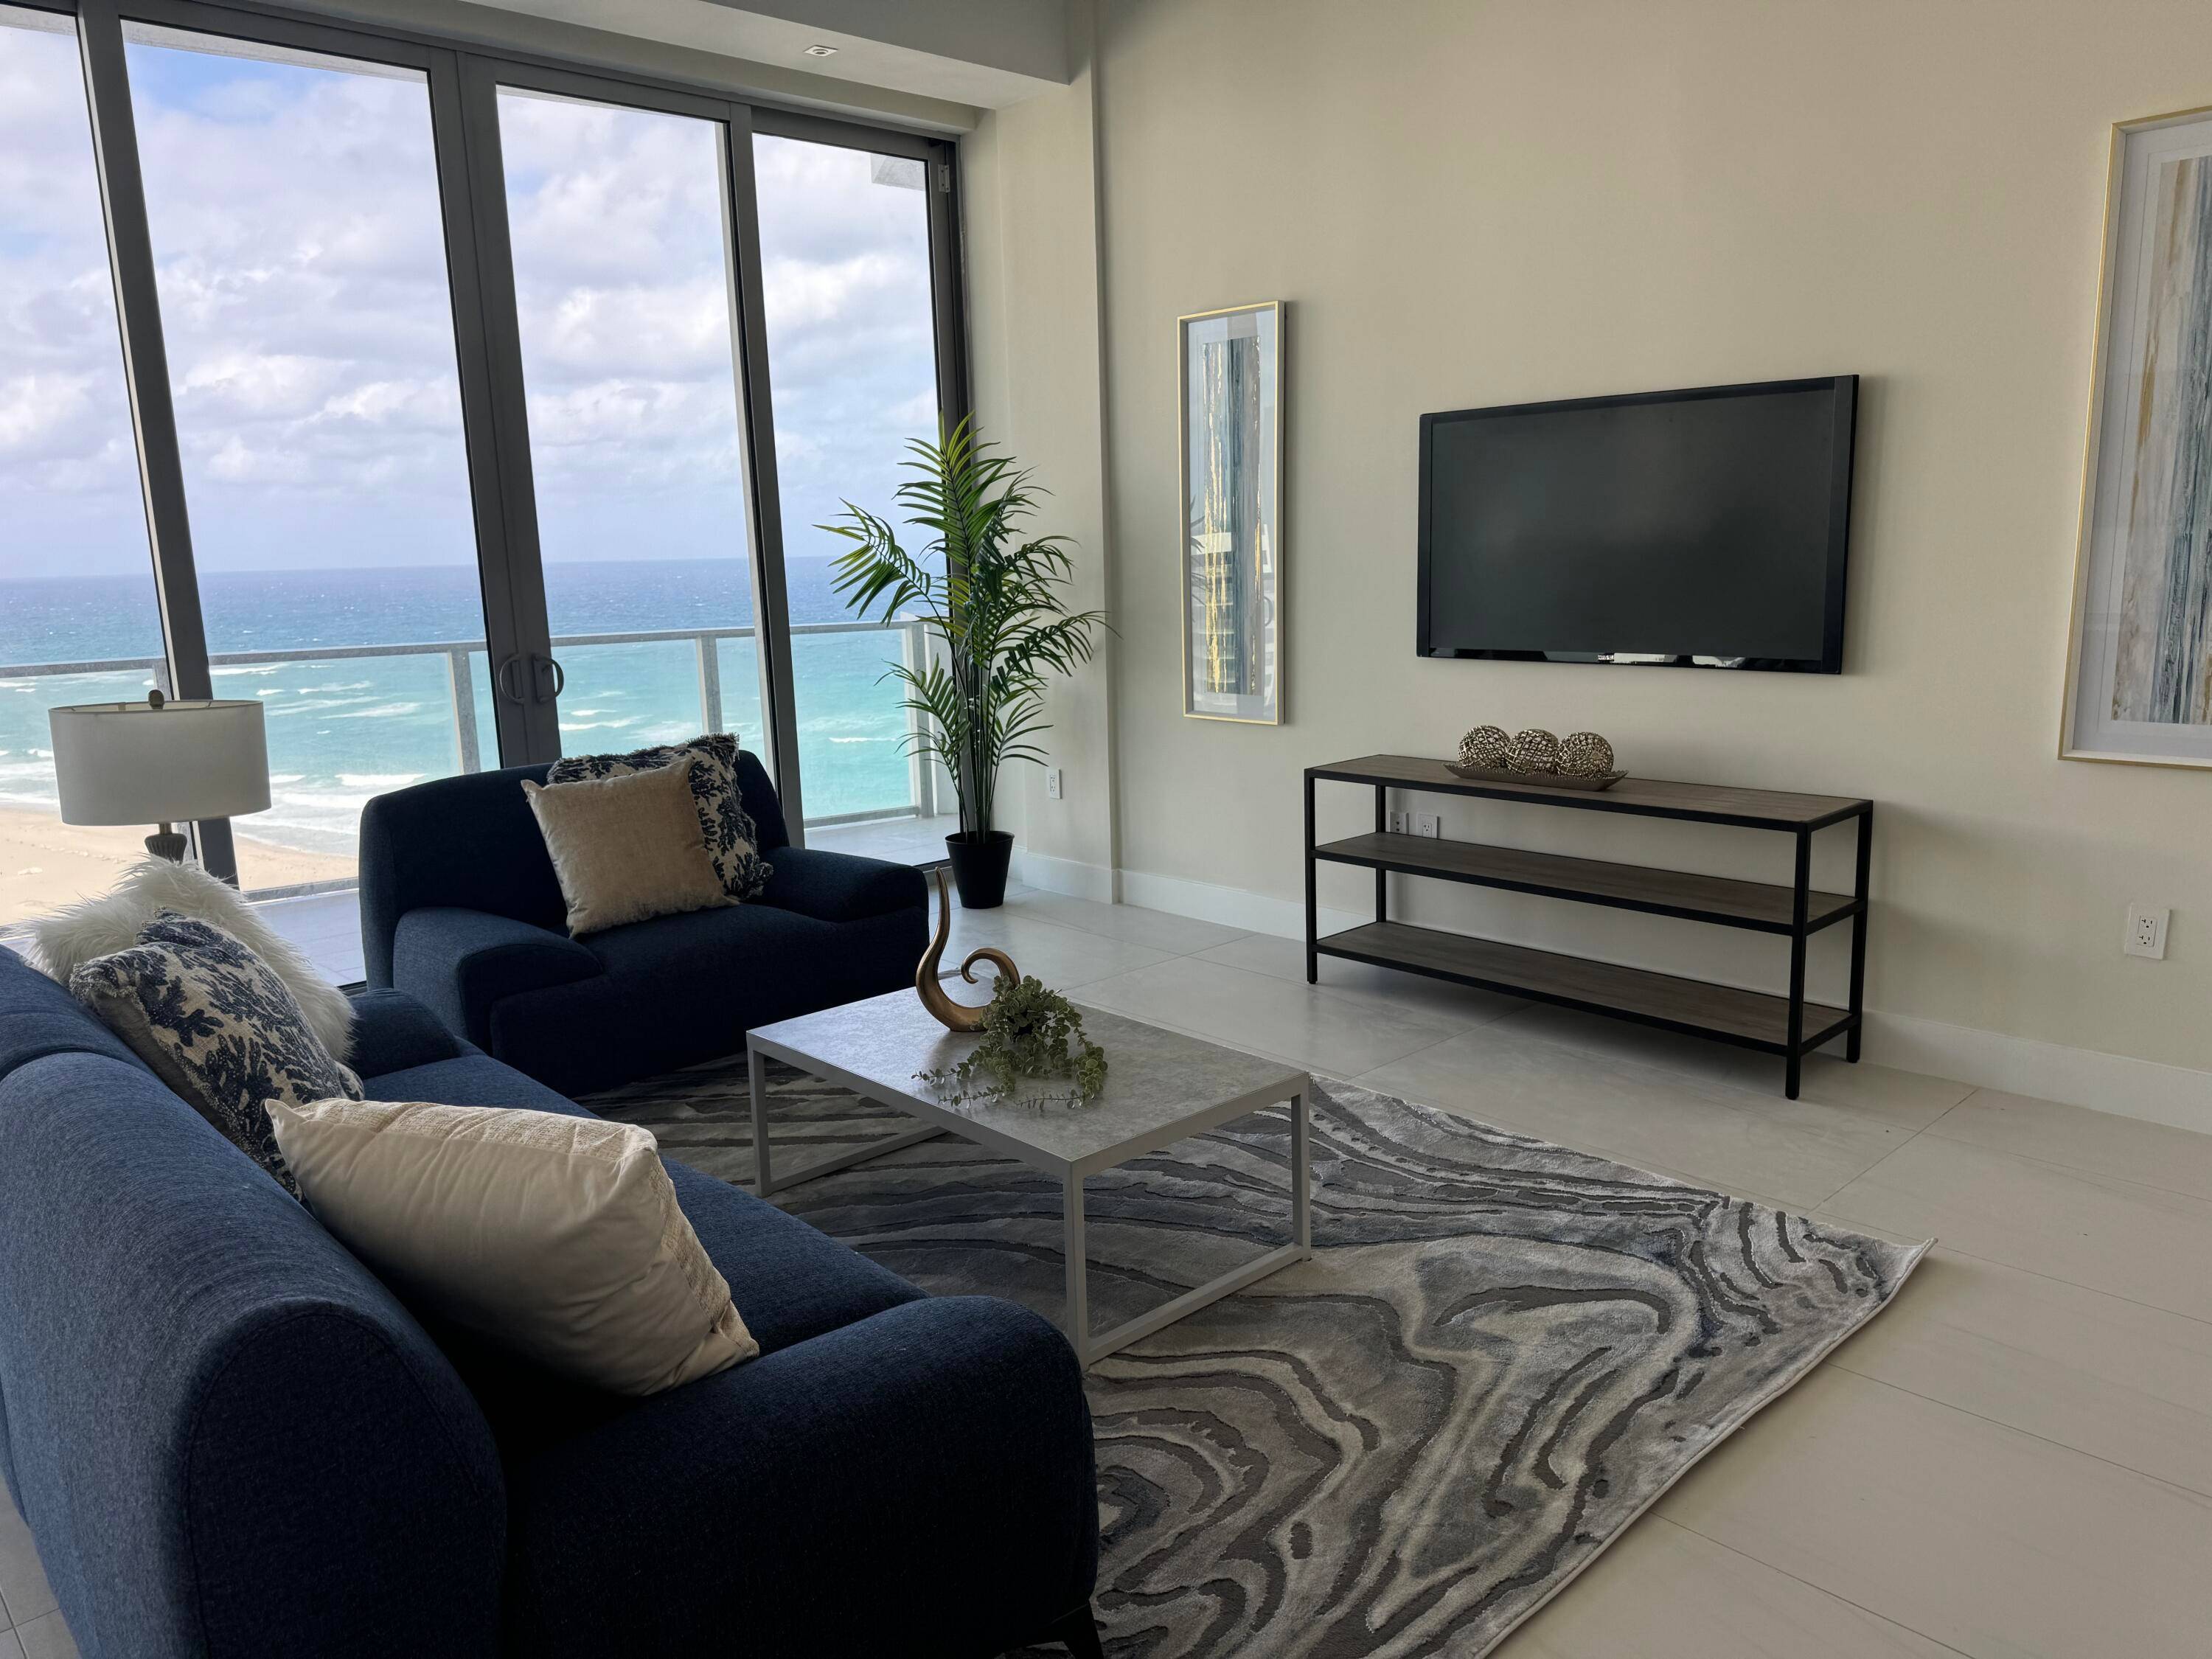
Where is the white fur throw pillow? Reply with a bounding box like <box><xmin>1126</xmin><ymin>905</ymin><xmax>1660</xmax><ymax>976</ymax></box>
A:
<box><xmin>26</xmin><ymin>858</ymin><xmax>355</xmax><ymax>1063</ymax></box>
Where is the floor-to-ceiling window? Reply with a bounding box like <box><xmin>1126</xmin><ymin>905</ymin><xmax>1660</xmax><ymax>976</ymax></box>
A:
<box><xmin>753</xmin><ymin>131</ymin><xmax>950</xmax><ymax>851</ymax></box>
<box><xmin>496</xmin><ymin>85</ymin><xmax>769</xmax><ymax>766</ymax></box>
<box><xmin>125</xmin><ymin>24</ymin><xmax>497</xmax><ymax>895</ymax></box>
<box><xmin>0</xmin><ymin>5</ymin><xmax>171</xmax><ymax>922</ymax></box>
<box><xmin>0</xmin><ymin>0</ymin><xmax>966</xmax><ymax>961</ymax></box>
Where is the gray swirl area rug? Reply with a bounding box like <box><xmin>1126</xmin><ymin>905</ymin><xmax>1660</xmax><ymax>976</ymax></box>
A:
<box><xmin>580</xmin><ymin>1056</ymin><xmax>1928</xmax><ymax>1659</ymax></box>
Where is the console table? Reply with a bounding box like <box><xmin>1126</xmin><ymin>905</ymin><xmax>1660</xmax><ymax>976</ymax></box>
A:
<box><xmin>1303</xmin><ymin>755</ymin><xmax>1872</xmax><ymax>1098</ymax></box>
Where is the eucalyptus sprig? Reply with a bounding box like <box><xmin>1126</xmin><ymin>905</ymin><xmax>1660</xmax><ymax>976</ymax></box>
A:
<box><xmin>918</xmin><ymin>975</ymin><xmax>1107</xmax><ymax>1109</ymax></box>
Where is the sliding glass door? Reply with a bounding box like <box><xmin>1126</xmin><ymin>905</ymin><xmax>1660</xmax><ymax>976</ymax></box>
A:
<box><xmin>752</xmin><ymin>126</ymin><xmax>955</xmax><ymax>858</ymax></box>
<box><xmin>122</xmin><ymin>22</ymin><xmax>496</xmax><ymax>894</ymax></box>
<box><xmin>492</xmin><ymin>81</ymin><xmax>770</xmax><ymax>768</ymax></box>
<box><xmin>0</xmin><ymin>0</ymin><xmax>967</xmax><ymax>951</ymax></box>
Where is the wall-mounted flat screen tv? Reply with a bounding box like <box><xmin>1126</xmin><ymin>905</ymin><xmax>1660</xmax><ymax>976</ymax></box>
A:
<box><xmin>1418</xmin><ymin>375</ymin><xmax>1857</xmax><ymax>674</ymax></box>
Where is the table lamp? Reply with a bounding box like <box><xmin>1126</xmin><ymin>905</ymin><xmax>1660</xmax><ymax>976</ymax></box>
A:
<box><xmin>49</xmin><ymin>691</ymin><xmax>271</xmax><ymax>863</ymax></box>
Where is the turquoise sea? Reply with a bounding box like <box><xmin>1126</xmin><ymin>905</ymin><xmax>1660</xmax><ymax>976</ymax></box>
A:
<box><xmin>0</xmin><ymin>558</ymin><xmax>919</xmax><ymax>859</ymax></box>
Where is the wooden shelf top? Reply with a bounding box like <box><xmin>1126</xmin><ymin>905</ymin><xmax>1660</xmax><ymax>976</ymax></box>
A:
<box><xmin>1314</xmin><ymin>832</ymin><xmax>1856</xmax><ymax>933</ymax></box>
<box><xmin>1316</xmin><ymin>921</ymin><xmax>1849</xmax><ymax>1051</ymax></box>
<box><xmin>1309</xmin><ymin>754</ymin><xmax>1869</xmax><ymax>830</ymax></box>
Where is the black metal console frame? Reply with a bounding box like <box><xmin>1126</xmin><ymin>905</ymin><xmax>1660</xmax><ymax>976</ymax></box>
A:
<box><xmin>1301</xmin><ymin>757</ymin><xmax>1874</xmax><ymax>1099</ymax></box>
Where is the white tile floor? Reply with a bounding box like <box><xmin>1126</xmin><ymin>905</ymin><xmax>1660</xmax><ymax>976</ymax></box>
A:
<box><xmin>6</xmin><ymin>886</ymin><xmax>2210</xmax><ymax>1657</ymax></box>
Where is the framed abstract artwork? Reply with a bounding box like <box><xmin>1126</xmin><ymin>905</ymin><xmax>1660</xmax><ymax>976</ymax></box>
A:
<box><xmin>1179</xmin><ymin>301</ymin><xmax>1284</xmax><ymax>723</ymax></box>
<box><xmin>2062</xmin><ymin>106</ymin><xmax>2212</xmax><ymax>767</ymax></box>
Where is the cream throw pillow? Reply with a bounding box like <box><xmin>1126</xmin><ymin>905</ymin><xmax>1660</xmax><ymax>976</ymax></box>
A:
<box><xmin>521</xmin><ymin>757</ymin><xmax>733</xmax><ymax>936</ymax></box>
<box><xmin>268</xmin><ymin>1098</ymin><xmax>757</xmax><ymax>1396</ymax></box>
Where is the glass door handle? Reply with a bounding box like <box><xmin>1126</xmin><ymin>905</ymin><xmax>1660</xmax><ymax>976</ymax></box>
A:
<box><xmin>532</xmin><ymin>654</ymin><xmax>566</xmax><ymax>702</ymax></box>
<box><xmin>495</xmin><ymin>655</ymin><xmax>529</xmax><ymax>704</ymax></box>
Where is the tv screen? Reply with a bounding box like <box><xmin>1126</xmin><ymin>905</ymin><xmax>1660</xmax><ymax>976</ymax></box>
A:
<box><xmin>1418</xmin><ymin>376</ymin><xmax>1857</xmax><ymax>673</ymax></box>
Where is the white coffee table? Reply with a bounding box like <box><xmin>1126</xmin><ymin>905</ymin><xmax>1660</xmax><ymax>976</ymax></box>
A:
<box><xmin>746</xmin><ymin>989</ymin><xmax>1314</xmax><ymax>1367</ymax></box>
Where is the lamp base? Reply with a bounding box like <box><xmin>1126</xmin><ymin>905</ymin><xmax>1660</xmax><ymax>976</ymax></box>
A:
<box><xmin>145</xmin><ymin>826</ymin><xmax>188</xmax><ymax>863</ymax></box>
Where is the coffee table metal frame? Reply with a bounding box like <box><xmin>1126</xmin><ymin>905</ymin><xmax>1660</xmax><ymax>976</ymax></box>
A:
<box><xmin>745</xmin><ymin>1028</ymin><xmax>1313</xmax><ymax>1368</ymax></box>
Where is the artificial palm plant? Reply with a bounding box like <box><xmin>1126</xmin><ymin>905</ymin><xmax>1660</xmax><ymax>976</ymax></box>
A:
<box><xmin>824</xmin><ymin>417</ymin><xmax>1107</xmax><ymax>905</ymax></box>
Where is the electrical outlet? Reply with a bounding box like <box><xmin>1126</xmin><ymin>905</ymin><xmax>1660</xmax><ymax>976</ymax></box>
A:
<box><xmin>1045</xmin><ymin>767</ymin><xmax>1062</xmax><ymax>801</ymax></box>
<box><xmin>1388</xmin><ymin>810</ymin><xmax>1409</xmax><ymax>835</ymax></box>
<box><xmin>2124</xmin><ymin>903</ymin><xmax>2170</xmax><ymax>960</ymax></box>
<box><xmin>1414</xmin><ymin>811</ymin><xmax>1441</xmax><ymax>838</ymax></box>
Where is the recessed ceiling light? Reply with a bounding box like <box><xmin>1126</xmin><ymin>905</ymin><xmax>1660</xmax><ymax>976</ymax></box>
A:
<box><xmin>804</xmin><ymin>43</ymin><xmax>838</xmax><ymax>57</ymax></box>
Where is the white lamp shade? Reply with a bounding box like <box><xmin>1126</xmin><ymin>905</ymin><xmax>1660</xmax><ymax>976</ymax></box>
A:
<box><xmin>49</xmin><ymin>699</ymin><xmax>271</xmax><ymax>826</ymax></box>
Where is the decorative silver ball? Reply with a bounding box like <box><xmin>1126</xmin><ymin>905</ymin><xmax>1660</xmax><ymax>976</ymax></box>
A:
<box><xmin>1557</xmin><ymin>731</ymin><xmax>1615</xmax><ymax>777</ymax></box>
<box><xmin>1509</xmin><ymin>728</ymin><xmax>1561</xmax><ymax>773</ymax></box>
<box><xmin>1458</xmin><ymin>724</ymin><xmax>1512</xmax><ymax>768</ymax></box>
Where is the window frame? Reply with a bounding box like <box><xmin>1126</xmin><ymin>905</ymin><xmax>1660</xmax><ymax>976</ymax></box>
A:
<box><xmin>13</xmin><ymin>0</ymin><xmax>971</xmax><ymax>878</ymax></box>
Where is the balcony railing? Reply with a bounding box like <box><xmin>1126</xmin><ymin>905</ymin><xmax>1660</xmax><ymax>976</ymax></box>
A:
<box><xmin>0</xmin><ymin>615</ymin><xmax>939</xmax><ymax>836</ymax></box>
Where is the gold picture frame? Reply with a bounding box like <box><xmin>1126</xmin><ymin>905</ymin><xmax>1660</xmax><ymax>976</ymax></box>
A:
<box><xmin>2059</xmin><ymin>103</ymin><xmax>2212</xmax><ymax>769</ymax></box>
<box><xmin>1178</xmin><ymin>300</ymin><xmax>1284</xmax><ymax>724</ymax></box>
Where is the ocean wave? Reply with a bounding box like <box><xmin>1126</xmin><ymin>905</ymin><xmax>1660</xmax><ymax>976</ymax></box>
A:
<box><xmin>211</xmin><ymin>664</ymin><xmax>283</xmax><ymax>678</ymax></box>
<box><xmin>331</xmin><ymin>702</ymin><xmax>425</xmax><ymax>720</ymax></box>
<box><xmin>557</xmin><ymin>719</ymin><xmax>641</xmax><ymax>734</ymax></box>
<box><xmin>335</xmin><ymin>773</ymin><xmax>424</xmax><ymax>788</ymax></box>
<box><xmin>268</xmin><ymin>773</ymin><xmax>307</xmax><ymax>785</ymax></box>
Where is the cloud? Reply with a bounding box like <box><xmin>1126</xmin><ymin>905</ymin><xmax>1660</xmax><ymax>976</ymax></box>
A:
<box><xmin>0</xmin><ymin>19</ymin><xmax>946</xmax><ymax>597</ymax></box>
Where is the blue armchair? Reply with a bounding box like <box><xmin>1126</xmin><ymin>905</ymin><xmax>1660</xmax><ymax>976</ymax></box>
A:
<box><xmin>359</xmin><ymin>753</ymin><xmax>928</xmax><ymax>1094</ymax></box>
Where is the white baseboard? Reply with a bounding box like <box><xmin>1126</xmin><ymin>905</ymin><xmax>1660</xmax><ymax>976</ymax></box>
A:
<box><xmin>1010</xmin><ymin>846</ymin><xmax>1116</xmax><ymax>903</ymax></box>
<box><xmin>1863</xmin><ymin>1011</ymin><xmax>2212</xmax><ymax>1136</ymax></box>
<box><xmin>1041</xmin><ymin>852</ymin><xmax>2212</xmax><ymax>1138</ymax></box>
<box><xmin>1117</xmin><ymin>866</ymin><xmax>1366</xmax><ymax>938</ymax></box>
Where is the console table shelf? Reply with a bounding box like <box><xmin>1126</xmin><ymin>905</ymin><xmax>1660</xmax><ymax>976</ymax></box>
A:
<box><xmin>1312</xmin><ymin>832</ymin><xmax>1859</xmax><ymax>934</ymax></box>
<box><xmin>1304</xmin><ymin>755</ymin><xmax>1873</xmax><ymax>1098</ymax></box>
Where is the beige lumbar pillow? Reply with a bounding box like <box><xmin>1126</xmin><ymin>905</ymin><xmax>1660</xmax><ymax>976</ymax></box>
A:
<box><xmin>268</xmin><ymin>1098</ymin><xmax>757</xmax><ymax>1395</ymax></box>
<box><xmin>521</xmin><ymin>756</ymin><xmax>733</xmax><ymax>936</ymax></box>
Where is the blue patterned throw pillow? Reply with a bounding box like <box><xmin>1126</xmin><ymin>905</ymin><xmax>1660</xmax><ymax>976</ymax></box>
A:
<box><xmin>69</xmin><ymin>912</ymin><xmax>363</xmax><ymax>1198</ymax></box>
<box><xmin>547</xmin><ymin>733</ymin><xmax>771</xmax><ymax>902</ymax></box>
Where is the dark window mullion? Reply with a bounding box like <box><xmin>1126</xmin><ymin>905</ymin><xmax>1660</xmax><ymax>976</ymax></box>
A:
<box><xmin>720</xmin><ymin>99</ymin><xmax>807</xmax><ymax>842</ymax></box>
<box><xmin>445</xmin><ymin>52</ymin><xmax>557</xmax><ymax>765</ymax></box>
<box><xmin>72</xmin><ymin>0</ymin><xmax>234</xmax><ymax>878</ymax></box>
<box><xmin>431</xmin><ymin>49</ymin><xmax>555</xmax><ymax>767</ymax></box>
<box><xmin>928</xmin><ymin>137</ymin><xmax>971</xmax><ymax>431</ymax></box>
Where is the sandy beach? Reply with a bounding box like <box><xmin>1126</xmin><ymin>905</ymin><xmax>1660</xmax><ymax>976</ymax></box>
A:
<box><xmin>0</xmin><ymin>802</ymin><xmax>355</xmax><ymax>926</ymax></box>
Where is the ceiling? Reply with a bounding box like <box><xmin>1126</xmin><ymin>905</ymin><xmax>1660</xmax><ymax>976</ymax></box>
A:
<box><xmin>458</xmin><ymin>0</ymin><xmax>1071</xmax><ymax>108</ymax></box>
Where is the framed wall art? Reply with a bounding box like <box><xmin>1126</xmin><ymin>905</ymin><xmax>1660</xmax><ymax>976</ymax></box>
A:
<box><xmin>1179</xmin><ymin>300</ymin><xmax>1284</xmax><ymax>723</ymax></box>
<box><xmin>2062</xmin><ymin>105</ymin><xmax>2212</xmax><ymax>767</ymax></box>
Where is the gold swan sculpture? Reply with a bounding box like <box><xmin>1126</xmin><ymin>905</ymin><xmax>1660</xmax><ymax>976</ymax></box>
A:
<box><xmin>917</xmin><ymin>866</ymin><xmax>1020</xmax><ymax>1032</ymax></box>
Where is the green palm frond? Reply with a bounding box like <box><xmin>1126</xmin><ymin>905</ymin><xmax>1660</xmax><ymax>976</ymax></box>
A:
<box><xmin>821</xmin><ymin>414</ymin><xmax>1109</xmax><ymax>840</ymax></box>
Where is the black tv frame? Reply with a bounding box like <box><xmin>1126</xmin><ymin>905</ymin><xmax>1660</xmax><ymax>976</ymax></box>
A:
<box><xmin>1416</xmin><ymin>374</ymin><xmax>1858</xmax><ymax>675</ymax></box>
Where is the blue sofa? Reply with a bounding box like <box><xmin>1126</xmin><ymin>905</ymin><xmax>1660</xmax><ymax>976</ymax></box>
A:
<box><xmin>360</xmin><ymin>755</ymin><xmax>928</xmax><ymax>1096</ymax></box>
<box><xmin>0</xmin><ymin>949</ymin><xmax>1099</xmax><ymax>1658</ymax></box>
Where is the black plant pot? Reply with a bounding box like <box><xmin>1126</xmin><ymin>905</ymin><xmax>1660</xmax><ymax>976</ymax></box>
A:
<box><xmin>945</xmin><ymin>830</ymin><xmax>1014</xmax><ymax>909</ymax></box>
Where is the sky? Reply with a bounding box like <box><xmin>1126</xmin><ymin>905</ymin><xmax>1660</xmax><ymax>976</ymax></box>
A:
<box><xmin>0</xmin><ymin>7</ymin><xmax>940</xmax><ymax>607</ymax></box>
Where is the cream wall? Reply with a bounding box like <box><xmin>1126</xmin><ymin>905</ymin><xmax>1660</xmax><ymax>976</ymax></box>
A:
<box><xmin>963</xmin><ymin>0</ymin><xmax>1118</xmax><ymax>890</ymax></box>
<box><xmin>969</xmin><ymin>0</ymin><xmax>2212</xmax><ymax>1108</ymax></box>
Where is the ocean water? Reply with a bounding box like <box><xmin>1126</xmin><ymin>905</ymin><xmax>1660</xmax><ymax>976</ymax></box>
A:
<box><xmin>0</xmin><ymin>557</ymin><xmax>922</xmax><ymax>860</ymax></box>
